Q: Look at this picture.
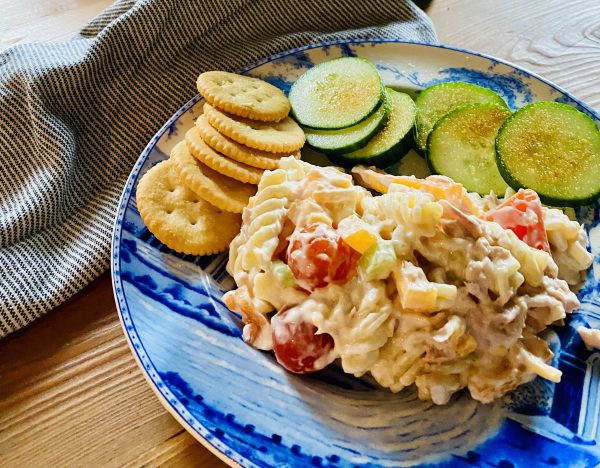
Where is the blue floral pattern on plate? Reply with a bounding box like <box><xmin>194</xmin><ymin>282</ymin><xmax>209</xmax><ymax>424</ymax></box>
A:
<box><xmin>111</xmin><ymin>40</ymin><xmax>600</xmax><ymax>467</ymax></box>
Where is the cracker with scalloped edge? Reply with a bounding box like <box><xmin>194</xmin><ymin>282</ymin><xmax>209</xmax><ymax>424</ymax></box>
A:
<box><xmin>185</xmin><ymin>126</ymin><xmax>264</xmax><ymax>185</ymax></box>
<box><xmin>170</xmin><ymin>140</ymin><xmax>256</xmax><ymax>214</ymax></box>
<box><xmin>136</xmin><ymin>159</ymin><xmax>241</xmax><ymax>255</ymax></box>
<box><xmin>197</xmin><ymin>71</ymin><xmax>290</xmax><ymax>122</ymax></box>
<box><xmin>203</xmin><ymin>102</ymin><xmax>305</xmax><ymax>153</ymax></box>
<box><xmin>195</xmin><ymin>114</ymin><xmax>299</xmax><ymax>170</ymax></box>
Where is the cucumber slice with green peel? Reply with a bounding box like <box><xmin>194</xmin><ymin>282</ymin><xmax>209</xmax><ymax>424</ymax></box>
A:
<box><xmin>328</xmin><ymin>89</ymin><xmax>416</xmax><ymax>168</ymax></box>
<box><xmin>303</xmin><ymin>96</ymin><xmax>390</xmax><ymax>155</ymax></box>
<box><xmin>289</xmin><ymin>57</ymin><xmax>385</xmax><ymax>130</ymax></box>
<box><xmin>427</xmin><ymin>103</ymin><xmax>511</xmax><ymax>195</ymax></box>
<box><xmin>414</xmin><ymin>82</ymin><xmax>508</xmax><ymax>154</ymax></box>
<box><xmin>496</xmin><ymin>101</ymin><xmax>600</xmax><ymax>207</ymax></box>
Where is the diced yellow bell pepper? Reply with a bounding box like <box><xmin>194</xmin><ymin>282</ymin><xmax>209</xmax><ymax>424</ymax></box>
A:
<box><xmin>344</xmin><ymin>229</ymin><xmax>378</xmax><ymax>254</ymax></box>
<box><xmin>337</xmin><ymin>214</ymin><xmax>379</xmax><ymax>254</ymax></box>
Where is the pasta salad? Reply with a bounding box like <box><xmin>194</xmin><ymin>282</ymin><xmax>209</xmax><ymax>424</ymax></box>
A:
<box><xmin>223</xmin><ymin>157</ymin><xmax>592</xmax><ymax>404</ymax></box>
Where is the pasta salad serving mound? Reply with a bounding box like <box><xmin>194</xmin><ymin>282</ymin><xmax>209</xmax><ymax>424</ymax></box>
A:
<box><xmin>222</xmin><ymin>157</ymin><xmax>593</xmax><ymax>405</ymax></box>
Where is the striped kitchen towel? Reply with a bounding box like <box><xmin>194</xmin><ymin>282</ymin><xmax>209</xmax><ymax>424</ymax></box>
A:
<box><xmin>0</xmin><ymin>0</ymin><xmax>436</xmax><ymax>337</ymax></box>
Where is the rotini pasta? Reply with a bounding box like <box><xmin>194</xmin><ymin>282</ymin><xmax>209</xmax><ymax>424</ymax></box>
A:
<box><xmin>226</xmin><ymin>158</ymin><xmax>592</xmax><ymax>404</ymax></box>
<box><xmin>543</xmin><ymin>207</ymin><xmax>593</xmax><ymax>285</ymax></box>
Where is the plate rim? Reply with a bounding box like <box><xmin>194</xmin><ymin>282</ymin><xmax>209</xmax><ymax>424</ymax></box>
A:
<box><xmin>110</xmin><ymin>38</ymin><xmax>600</xmax><ymax>467</ymax></box>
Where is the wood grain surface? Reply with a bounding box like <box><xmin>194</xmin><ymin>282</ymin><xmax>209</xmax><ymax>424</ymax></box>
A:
<box><xmin>428</xmin><ymin>0</ymin><xmax>600</xmax><ymax>108</ymax></box>
<box><xmin>0</xmin><ymin>1</ymin><xmax>599</xmax><ymax>467</ymax></box>
<box><xmin>0</xmin><ymin>273</ymin><xmax>225</xmax><ymax>467</ymax></box>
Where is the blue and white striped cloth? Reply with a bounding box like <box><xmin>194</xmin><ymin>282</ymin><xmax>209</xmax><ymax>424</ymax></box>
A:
<box><xmin>0</xmin><ymin>0</ymin><xmax>436</xmax><ymax>337</ymax></box>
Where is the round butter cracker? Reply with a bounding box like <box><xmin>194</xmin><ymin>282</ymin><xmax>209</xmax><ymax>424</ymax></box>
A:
<box><xmin>197</xmin><ymin>71</ymin><xmax>290</xmax><ymax>122</ymax></box>
<box><xmin>203</xmin><ymin>102</ymin><xmax>305</xmax><ymax>153</ymax></box>
<box><xmin>195</xmin><ymin>114</ymin><xmax>299</xmax><ymax>170</ymax></box>
<box><xmin>185</xmin><ymin>126</ymin><xmax>264</xmax><ymax>185</ymax></box>
<box><xmin>170</xmin><ymin>141</ymin><xmax>256</xmax><ymax>213</ymax></box>
<box><xmin>136</xmin><ymin>160</ymin><xmax>241</xmax><ymax>255</ymax></box>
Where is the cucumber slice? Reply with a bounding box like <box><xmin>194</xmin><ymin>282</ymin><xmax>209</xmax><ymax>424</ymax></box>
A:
<box><xmin>427</xmin><ymin>103</ymin><xmax>511</xmax><ymax>195</ymax></box>
<box><xmin>415</xmin><ymin>82</ymin><xmax>508</xmax><ymax>154</ymax></box>
<box><xmin>328</xmin><ymin>89</ymin><xmax>416</xmax><ymax>168</ymax></box>
<box><xmin>303</xmin><ymin>96</ymin><xmax>390</xmax><ymax>155</ymax></box>
<box><xmin>289</xmin><ymin>57</ymin><xmax>384</xmax><ymax>130</ymax></box>
<box><xmin>496</xmin><ymin>101</ymin><xmax>600</xmax><ymax>206</ymax></box>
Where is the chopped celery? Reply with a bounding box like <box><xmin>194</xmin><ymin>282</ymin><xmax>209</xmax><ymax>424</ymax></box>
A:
<box><xmin>359</xmin><ymin>241</ymin><xmax>397</xmax><ymax>281</ymax></box>
<box><xmin>270</xmin><ymin>260</ymin><xmax>295</xmax><ymax>288</ymax></box>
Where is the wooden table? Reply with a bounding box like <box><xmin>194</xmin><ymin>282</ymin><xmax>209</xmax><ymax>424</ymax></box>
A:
<box><xmin>1</xmin><ymin>1</ymin><xmax>599</xmax><ymax>466</ymax></box>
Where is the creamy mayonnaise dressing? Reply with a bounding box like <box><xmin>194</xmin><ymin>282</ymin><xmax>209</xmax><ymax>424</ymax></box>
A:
<box><xmin>225</xmin><ymin>158</ymin><xmax>594</xmax><ymax>404</ymax></box>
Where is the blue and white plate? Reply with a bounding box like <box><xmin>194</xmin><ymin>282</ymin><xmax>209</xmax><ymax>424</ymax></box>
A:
<box><xmin>111</xmin><ymin>40</ymin><xmax>600</xmax><ymax>467</ymax></box>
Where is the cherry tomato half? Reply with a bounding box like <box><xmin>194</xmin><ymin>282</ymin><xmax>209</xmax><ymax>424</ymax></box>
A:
<box><xmin>285</xmin><ymin>223</ymin><xmax>359</xmax><ymax>291</ymax></box>
<box><xmin>271</xmin><ymin>307</ymin><xmax>335</xmax><ymax>374</ymax></box>
<box><xmin>486</xmin><ymin>189</ymin><xmax>550</xmax><ymax>252</ymax></box>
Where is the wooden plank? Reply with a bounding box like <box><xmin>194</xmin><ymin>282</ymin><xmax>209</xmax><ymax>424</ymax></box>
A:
<box><xmin>0</xmin><ymin>273</ymin><xmax>226</xmax><ymax>467</ymax></box>
<box><xmin>0</xmin><ymin>0</ymin><xmax>114</xmax><ymax>51</ymax></box>
<box><xmin>427</xmin><ymin>0</ymin><xmax>600</xmax><ymax>108</ymax></box>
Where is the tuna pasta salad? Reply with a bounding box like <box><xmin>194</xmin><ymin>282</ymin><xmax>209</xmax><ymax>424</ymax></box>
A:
<box><xmin>223</xmin><ymin>157</ymin><xmax>593</xmax><ymax>405</ymax></box>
